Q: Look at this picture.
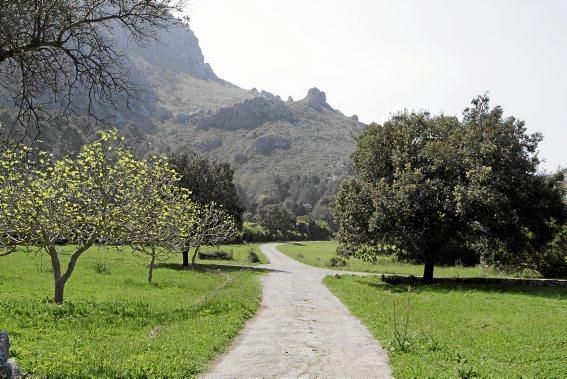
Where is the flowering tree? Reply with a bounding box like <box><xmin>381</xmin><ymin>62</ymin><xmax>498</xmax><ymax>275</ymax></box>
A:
<box><xmin>180</xmin><ymin>203</ymin><xmax>237</xmax><ymax>267</ymax></box>
<box><xmin>0</xmin><ymin>145</ymin><xmax>41</xmax><ymax>256</ymax></box>
<box><xmin>0</xmin><ymin>130</ymin><xmax>145</xmax><ymax>303</ymax></box>
<box><xmin>124</xmin><ymin>156</ymin><xmax>196</xmax><ymax>282</ymax></box>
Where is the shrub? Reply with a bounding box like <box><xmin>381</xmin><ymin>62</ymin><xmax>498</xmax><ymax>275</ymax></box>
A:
<box><xmin>246</xmin><ymin>248</ymin><xmax>260</xmax><ymax>263</ymax></box>
<box><xmin>198</xmin><ymin>250</ymin><xmax>233</xmax><ymax>261</ymax></box>
<box><xmin>329</xmin><ymin>256</ymin><xmax>347</xmax><ymax>267</ymax></box>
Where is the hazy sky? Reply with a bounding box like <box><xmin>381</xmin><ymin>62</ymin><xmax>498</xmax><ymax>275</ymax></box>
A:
<box><xmin>187</xmin><ymin>0</ymin><xmax>566</xmax><ymax>171</ymax></box>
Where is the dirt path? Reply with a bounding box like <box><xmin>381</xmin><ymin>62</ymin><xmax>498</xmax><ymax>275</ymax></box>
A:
<box><xmin>203</xmin><ymin>243</ymin><xmax>392</xmax><ymax>378</ymax></box>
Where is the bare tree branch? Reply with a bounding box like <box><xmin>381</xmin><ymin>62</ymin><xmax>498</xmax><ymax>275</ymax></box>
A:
<box><xmin>0</xmin><ymin>0</ymin><xmax>188</xmax><ymax>141</ymax></box>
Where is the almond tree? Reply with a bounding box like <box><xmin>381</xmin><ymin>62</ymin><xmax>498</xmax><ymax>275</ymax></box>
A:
<box><xmin>180</xmin><ymin>203</ymin><xmax>237</xmax><ymax>267</ymax></box>
<box><xmin>0</xmin><ymin>130</ymin><xmax>145</xmax><ymax>303</ymax></box>
<box><xmin>124</xmin><ymin>155</ymin><xmax>196</xmax><ymax>282</ymax></box>
<box><xmin>0</xmin><ymin>144</ymin><xmax>41</xmax><ymax>256</ymax></box>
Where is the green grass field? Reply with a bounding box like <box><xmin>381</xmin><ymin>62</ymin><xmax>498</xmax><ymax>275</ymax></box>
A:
<box><xmin>278</xmin><ymin>241</ymin><xmax>535</xmax><ymax>278</ymax></box>
<box><xmin>0</xmin><ymin>244</ymin><xmax>265</xmax><ymax>377</ymax></box>
<box><xmin>325</xmin><ymin>275</ymin><xmax>567</xmax><ymax>378</ymax></box>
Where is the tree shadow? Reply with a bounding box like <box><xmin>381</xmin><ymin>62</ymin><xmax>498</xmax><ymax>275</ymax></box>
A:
<box><xmin>156</xmin><ymin>262</ymin><xmax>289</xmax><ymax>274</ymax></box>
<box><xmin>355</xmin><ymin>277</ymin><xmax>567</xmax><ymax>300</ymax></box>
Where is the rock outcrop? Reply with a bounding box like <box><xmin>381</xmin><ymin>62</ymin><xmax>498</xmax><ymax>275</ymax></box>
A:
<box><xmin>194</xmin><ymin>136</ymin><xmax>222</xmax><ymax>152</ymax></box>
<box><xmin>253</xmin><ymin>134</ymin><xmax>291</xmax><ymax>154</ymax></box>
<box><xmin>130</xmin><ymin>26</ymin><xmax>218</xmax><ymax>81</ymax></box>
<box><xmin>0</xmin><ymin>331</ymin><xmax>20</xmax><ymax>379</ymax></box>
<box><xmin>196</xmin><ymin>92</ymin><xmax>294</xmax><ymax>130</ymax></box>
<box><xmin>303</xmin><ymin>87</ymin><xmax>332</xmax><ymax>110</ymax></box>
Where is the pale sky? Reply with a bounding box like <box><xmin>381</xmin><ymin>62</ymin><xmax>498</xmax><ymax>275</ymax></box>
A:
<box><xmin>187</xmin><ymin>0</ymin><xmax>566</xmax><ymax>171</ymax></box>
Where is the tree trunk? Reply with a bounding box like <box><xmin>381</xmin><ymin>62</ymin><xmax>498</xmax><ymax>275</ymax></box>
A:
<box><xmin>182</xmin><ymin>248</ymin><xmax>189</xmax><ymax>267</ymax></box>
<box><xmin>54</xmin><ymin>279</ymin><xmax>66</xmax><ymax>304</ymax></box>
<box><xmin>45</xmin><ymin>231</ymin><xmax>96</xmax><ymax>304</ymax></box>
<box><xmin>148</xmin><ymin>249</ymin><xmax>157</xmax><ymax>283</ymax></box>
<box><xmin>191</xmin><ymin>244</ymin><xmax>201</xmax><ymax>267</ymax></box>
<box><xmin>423</xmin><ymin>259</ymin><xmax>435</xmax><ymax>284</ymax></box>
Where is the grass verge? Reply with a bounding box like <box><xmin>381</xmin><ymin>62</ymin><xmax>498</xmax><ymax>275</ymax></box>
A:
<box><xmin>0</xmin><ymin>245</ymin><xmax>264</xmax><ymax>377</ymax></box>
<box><xmin>324</xmin><ymin>275</ymin><xmax>567</xmax><ymax>378</ymax></box>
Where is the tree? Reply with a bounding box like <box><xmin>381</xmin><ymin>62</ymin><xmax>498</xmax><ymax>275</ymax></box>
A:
<box><xmin>124</xmin><ymin>155</ymin><xmax>195</xmax><ymax>282</ymax></box>
<box><xmin>0</xmin><ymin>0</ymin><xmax>186</xmax><ymax>139</ymax></box>
<box><xmin>0</xmin><ymin>130</ymin><xmax>146</xmax><ymax>303</ymax></box>
<box><xmin>179</xmin><ymin>202</ymin><xmax>237</xmax><ymax>267</ymax></box>
<box><xmin>335</xmin><ymin>96</ymin><xmax>567</xmax><ymax>282</ymax></box>
<box><xmin>169</xmin><ymin>153</ymin><xmax>242</xmax><ymax>266</ymax></box>
<box><xmin>257</xmin><ymin>204</ymin><xmax>294</xmax><ymax>239</ymax></box>
<box><xmin>169</xmin><ymin>153</ymin><xmax>243</xmax><ymax>225</ymax></box>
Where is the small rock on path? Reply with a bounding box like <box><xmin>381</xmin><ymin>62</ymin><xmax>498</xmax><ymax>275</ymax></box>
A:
<box><xmin>202</xmin><ymin>243</ymin><xmax>392</xmax><ymax>378</ymax></box>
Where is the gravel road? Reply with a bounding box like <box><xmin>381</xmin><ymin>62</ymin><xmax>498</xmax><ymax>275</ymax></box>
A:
<box><xmin>203</xmin><ymin>243</ymin><xmax>392</xmax><ymax>378</ymax></box>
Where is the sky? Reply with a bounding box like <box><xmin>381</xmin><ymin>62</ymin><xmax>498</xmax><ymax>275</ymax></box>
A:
<box><xmin>186</xmin><ymin>0</ymin><xmax>566</xmax><ymax>171</ymax></box>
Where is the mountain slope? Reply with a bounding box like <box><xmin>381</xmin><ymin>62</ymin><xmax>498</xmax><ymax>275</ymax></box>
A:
<box><xmin>125</xmin><ymin>25</ymin><xmax>362</xmax><ymax>200</ymax></box>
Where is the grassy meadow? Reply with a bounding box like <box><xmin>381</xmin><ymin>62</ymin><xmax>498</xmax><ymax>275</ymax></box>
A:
<box><xmin>0</xmin><ymin>244</ymin><xmax>265</xmax><ymax>377</ymax></box>
<box><xmin>278</xmin><ymin>241</ymin><xmax>536</xmax><ymax>278</ymax></box>
<box><xmin>325</xmin><ymin>275</ymin><xmax>567</xmax><ymax>378</ymax></box>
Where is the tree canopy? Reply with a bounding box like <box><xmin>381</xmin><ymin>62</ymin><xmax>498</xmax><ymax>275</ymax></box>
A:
<box><xmin>0</xmin><ymin>130</ymin><xmax>199</xmax><ymax>301</ymax></box>
<box><xmin>334</xmin><ymin>96</ymin><xmax>567</xmax><ymax>282</ymax></box>
<box><xmin>169</xmin><ymin>152</ymin><xmax>243</xmax><ymax>226</ymax></box>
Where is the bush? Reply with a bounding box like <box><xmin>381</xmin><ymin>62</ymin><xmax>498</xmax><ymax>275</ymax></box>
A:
<box><xmin>246</xmin><ymin>248</ymin><xmax>261</xmax><ymax>263</ymax></box>
<box><xmin>198</xmin><ymin>250</ymin><xmax>233</xmax><ymax>261</ymax></box>
<box><xmin>329</xmin><ymin>256</ymin><xmax>347</xmax><ymax>267</ymax></box>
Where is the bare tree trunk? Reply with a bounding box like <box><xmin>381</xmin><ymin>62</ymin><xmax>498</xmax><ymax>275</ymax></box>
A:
<box><xmin>182</xmin><ymin>248</ymin><xmax>189</xmax><ymax>267</ymax></box>
<box><xmin>45</xmin><ymin>231</ymin><xmax>97</xmax><ymax>304</ymax></box>
<box><xmin>423</xmin><ymin>259</ymin><xmax>435</xmax><ymax>284</ymax></box>
<box><xmin>54</xmin><ymin>279</ymin><xmax>66</xmax><ymax>305</ymax></box>
<box><xmin>47</xmin><ymin>244</ymin><xmax>64</xmax><ymax>304</ymax></box>
<box><xmin>148</xmin><ymin>248</ymin><xmax>157</xmax><ymax>283</ymax></box>
<box><xmin>191</xmin><ymin>243</ymin><xmax>201</xmax><ymax>267</ymax></box>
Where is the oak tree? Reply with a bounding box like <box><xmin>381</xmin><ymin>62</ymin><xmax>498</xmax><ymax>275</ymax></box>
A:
<box><xmin>335</xmin><ymin>96</ymin><xmax>567</xmax><ymax>282</ymax></box>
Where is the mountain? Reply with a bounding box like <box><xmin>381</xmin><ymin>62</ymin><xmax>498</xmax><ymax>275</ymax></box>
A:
<box><xmin>15</xmin><ymin>25</ymin><xmax>364</xmax><ymax>210</ymax></box>
<box><xmin>126</xmin><ymin>25</ymin><xmax>363</xmax><ymax>201</ymax></box>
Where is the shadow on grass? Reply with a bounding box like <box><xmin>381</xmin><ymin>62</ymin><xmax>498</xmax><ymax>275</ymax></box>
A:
<box><xmin>156</xmin><ymin>262</ymin><xmax>289</xmax><ymax>274</ymax></box>
<box><xmin>355</xmin><ymin>278</ymin><xmax>567</xmax><ymax>300</ymax></box>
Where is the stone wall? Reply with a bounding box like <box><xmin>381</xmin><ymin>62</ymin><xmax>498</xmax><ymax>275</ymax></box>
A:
<box><xmin>0</xmin><ymin>331</ymin><xmax>20</xmax><ymax>379</ymax></box>
<box><xmin>381</xmin><ymin>274</ymin><xmax>567</xmax><ymax>287</ymax></box>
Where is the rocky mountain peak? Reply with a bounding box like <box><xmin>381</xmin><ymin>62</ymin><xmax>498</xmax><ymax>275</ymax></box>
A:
<box><xmin>128</xmin><ymin>25</ymin><xmax>218</xmax><ymax>81</ymax></box>
<box><xmin>304</xmin><ymin>87</ymin><xmax>330</xmax><ymax>109</ymax></box>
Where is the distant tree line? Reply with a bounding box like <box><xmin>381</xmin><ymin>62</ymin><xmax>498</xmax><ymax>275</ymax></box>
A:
<box><xmin>238</xmin><ymin>174</ymin><xmax>337</xmax><ymax>242</ymax></box>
